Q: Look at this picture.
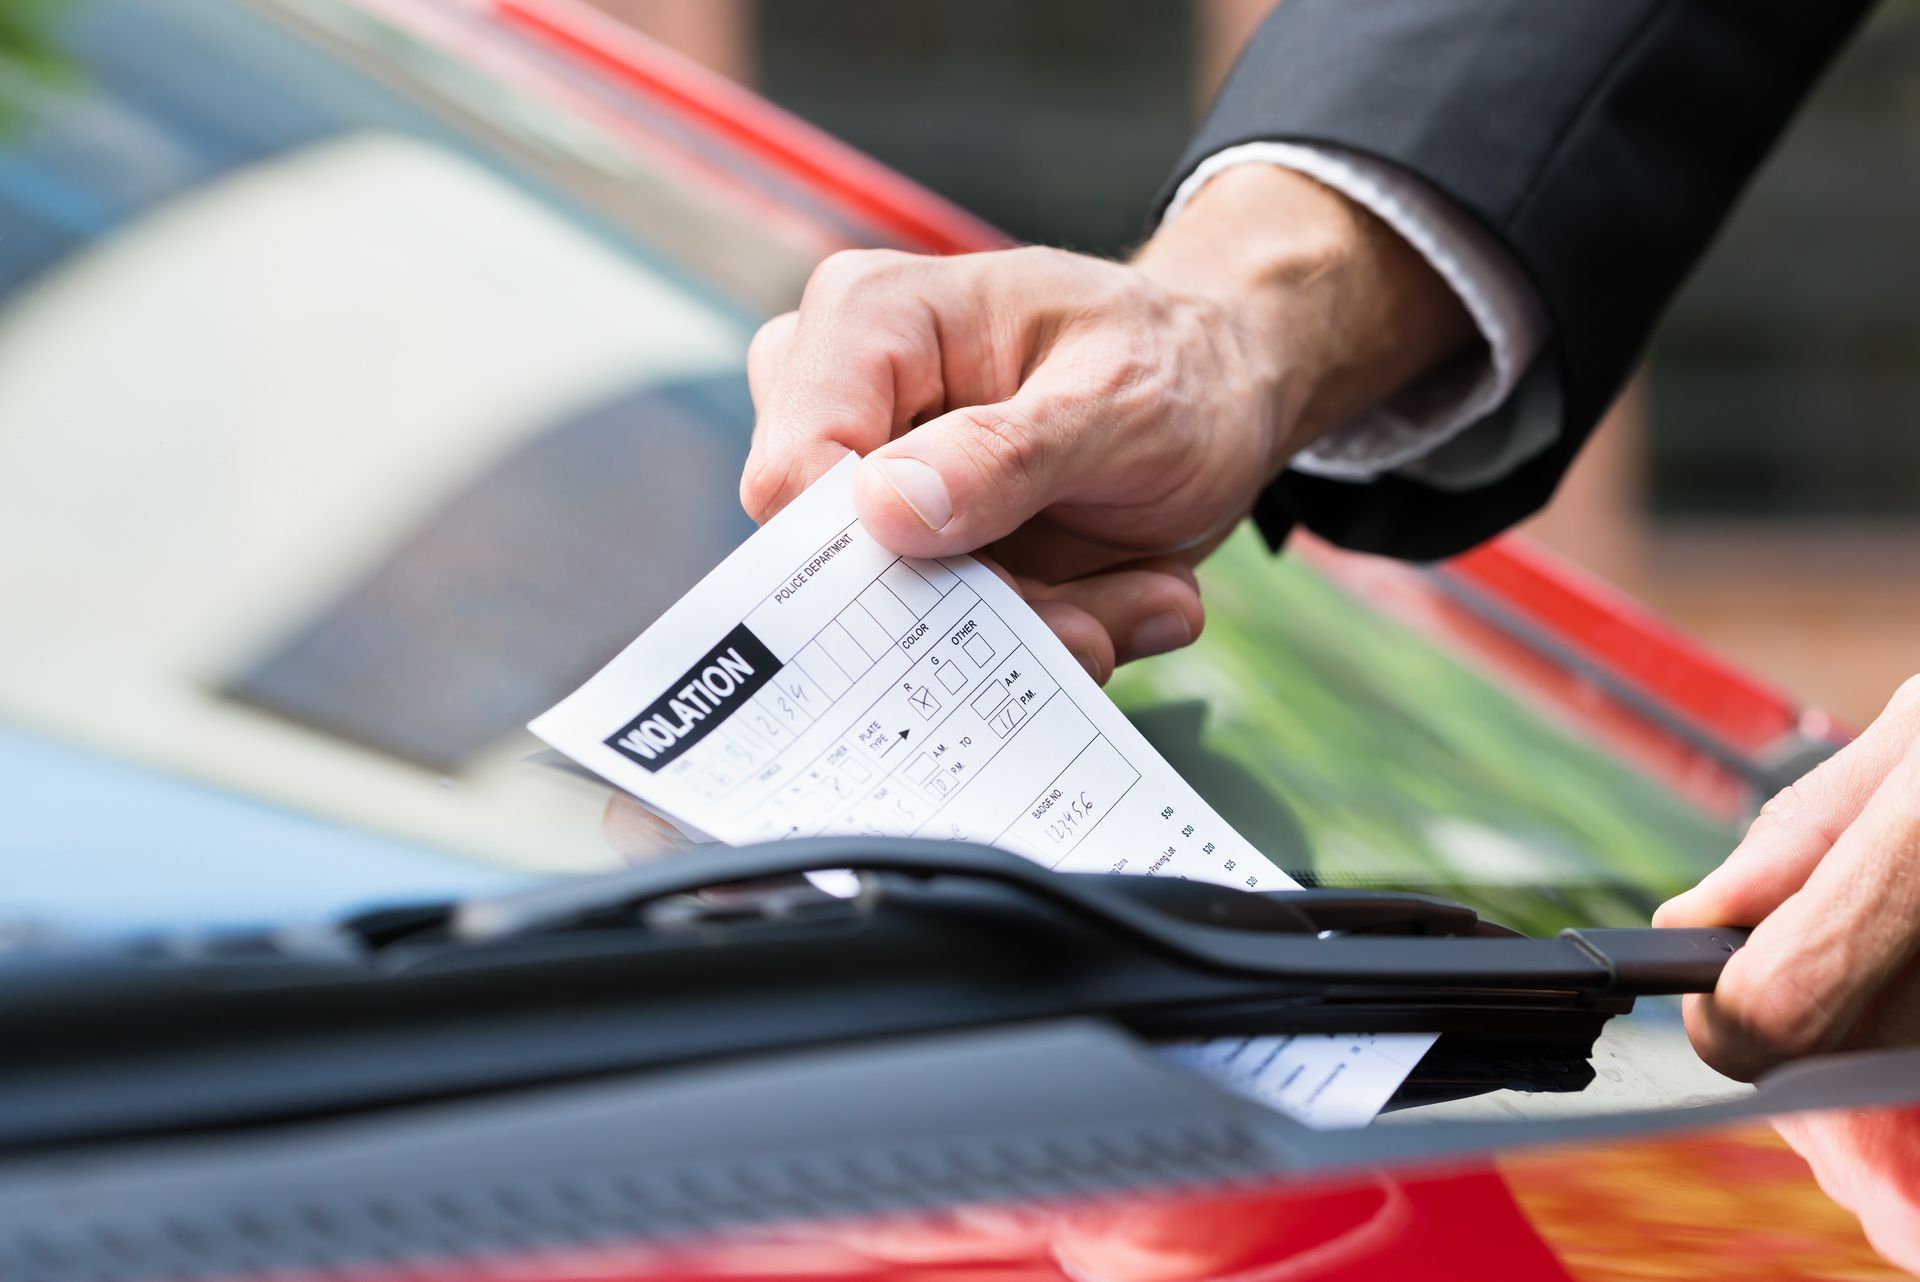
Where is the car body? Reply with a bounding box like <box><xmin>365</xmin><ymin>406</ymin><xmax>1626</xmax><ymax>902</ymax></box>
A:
<box><xmin>0</xmin><ymin>1</ymin><xmax>1914</xmax><ymax>1278</ymax></box>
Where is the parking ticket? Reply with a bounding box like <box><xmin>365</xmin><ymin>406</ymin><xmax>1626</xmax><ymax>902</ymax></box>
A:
<box><xmin>531</xmin><ymin>455</ymin><xmax>1433</xmax><ymax>1126</ymax></box>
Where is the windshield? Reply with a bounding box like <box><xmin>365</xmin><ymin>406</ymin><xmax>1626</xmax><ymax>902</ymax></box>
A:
<box><xmin>0</xmin><ymin>0</ymin><xmax>1739</xmax><ymax>952</ymax></box>
<box><xmin>1</xmin><ymin>0</ymin><xmax>814</xmax><ymax>918</ymax></box>
<box><xmin>1111</xmin><ymin>539</ymin><xmax>1736</xmax><ymax>937</ymax></box>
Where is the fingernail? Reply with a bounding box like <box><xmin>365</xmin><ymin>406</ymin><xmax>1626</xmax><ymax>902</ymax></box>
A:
<box><xmin>1126</xmin><ymin>612</ymin><xmax>1192</xmax><ymax>662</ymax></box>
<box><xmin>869</xmin><ymin>457</ymin><xmax>952</xmax><ymax>532</ymax></box>
<box><xmin>1071</xmin><ymin>650</ymin><xmax>1104</xmax><ymax>682</ymax></box>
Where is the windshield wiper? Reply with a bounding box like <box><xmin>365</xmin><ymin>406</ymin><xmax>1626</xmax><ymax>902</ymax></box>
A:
<box><xmin>452</xmin><ymin>837</ymin><xmax>1742</xmax><ymax>993</ymax></box>
<box><xmin>0</xmin><ymin>839</ymin><xmax>1743</xmax><ymax>1152</ymax></box>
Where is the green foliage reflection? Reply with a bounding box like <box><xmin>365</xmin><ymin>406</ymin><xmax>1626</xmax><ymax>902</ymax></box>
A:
<box><xmin>1109</xmin><ymin>529</ymin><xmax>1734</xmax><ymax>935</ymax></box>
<box><xmin>0</xmin><ymin>0</ymin><xmax>76</xmax><ymax>133</ymax></box>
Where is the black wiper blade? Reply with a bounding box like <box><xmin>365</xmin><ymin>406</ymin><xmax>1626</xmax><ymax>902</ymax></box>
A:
<box><xmin>453</xmin><ymin>837</ymin><xmax>1746</xmax><ymax>997</ymax></box>
<box><xmin>0</xmin><ymin>839</ymin><xmax>1743</xmax><ymax>1152</ymax></box>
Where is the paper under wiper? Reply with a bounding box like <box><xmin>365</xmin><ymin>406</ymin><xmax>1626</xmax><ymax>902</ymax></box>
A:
<box><xmin>531</xmin><ymin>455</ymin><xmax>1431</xmax><ymax>1127</ymax></box>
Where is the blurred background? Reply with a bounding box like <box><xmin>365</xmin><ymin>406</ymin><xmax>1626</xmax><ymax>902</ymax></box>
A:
<box><xmin>0</xmin><ymin>0</ymin><xmax>1908</xmax><ymax>929</ymax></box>
<box><xmin>600</xmin><ymin>0</ymin><xmax>1920</xmax><ymax>730</ymax></box>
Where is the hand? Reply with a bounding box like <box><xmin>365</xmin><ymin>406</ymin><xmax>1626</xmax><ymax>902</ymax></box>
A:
<box><xmin>741</xmin><ymin>164</ymin><xmax>1473</xmax><ymax>681</ymax></box>
<box><xmin>1655</xmin><ymin>677</ymin><xmax>1920</xmax><ymax>1080</ymax></box>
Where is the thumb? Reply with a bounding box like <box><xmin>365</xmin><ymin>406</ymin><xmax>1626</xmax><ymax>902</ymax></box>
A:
<box><xmin>853</xmin><ymin>392</ymin><xmax>1090</xmax><ymax>557</ymax></box>
<box><xmin>1657</xmin><ymin>677</ymin><xmax>1920</xmax><ymax>930</ymax></box>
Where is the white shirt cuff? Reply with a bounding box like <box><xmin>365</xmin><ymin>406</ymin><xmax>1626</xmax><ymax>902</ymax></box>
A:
<box><xmin>1162</xmin><ymin>142</ymin><xmax>1550</xmax><ymax>487</ymax></box>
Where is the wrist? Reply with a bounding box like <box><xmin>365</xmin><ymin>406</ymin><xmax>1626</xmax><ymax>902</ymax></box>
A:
<box><xmin>1135</xmin><ymin>163</ymin><xmax>1475</xmax><ymax>478</ymax></box>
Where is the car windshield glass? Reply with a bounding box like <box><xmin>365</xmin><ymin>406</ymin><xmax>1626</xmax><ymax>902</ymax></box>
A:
<box><xmin>1</xmin><ymin>0</ymin><xmax>1739</xmax><ymax>961</ymax></box>
<box><xmin>2</xmin><ymin>0</ymin><xmax>818</xmax><ymax>928</ymax></box>
<box><xmin>1112</xmin><ymin>541</ymin><xmax>1739</xmax><ymax>938</ymax></box>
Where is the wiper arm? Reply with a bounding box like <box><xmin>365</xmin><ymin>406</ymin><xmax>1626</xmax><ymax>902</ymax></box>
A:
<box><xmin>0</xmin><ymin>839</ymin><xmax>1743</xmax><ymax>1152</ymax></box>
<box><xmin>451</xmin><ymin>837</ymin><xmax>1745</xmax><ymax>998</ymax></box>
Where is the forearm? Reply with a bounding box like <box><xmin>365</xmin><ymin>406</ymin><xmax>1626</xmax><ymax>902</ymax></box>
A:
<box><xmin>1132</xmin><ymin>164</ymin><xmax>1475</xmax><ymax>477</ymax></box>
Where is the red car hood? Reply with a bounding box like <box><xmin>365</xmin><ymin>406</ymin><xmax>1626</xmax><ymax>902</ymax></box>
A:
<box><xmin>276</xmin><ymin>1102</ymin><xmax>1917</xmax><ymax>1281</ymax></box>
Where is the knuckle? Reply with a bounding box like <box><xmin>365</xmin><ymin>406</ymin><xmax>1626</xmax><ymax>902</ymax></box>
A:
<box><xmin>992</xmin><ymin>245</ymin><xmax>1113</xmax><ymax>304</ymax></box>
<box><xmin>1090</xmin><ymin>346</ymin><xmax>1167</xmax><ymax>412</ymax></box>
<box><xmin>1754</xmin><ymin>780</ymin><xmax>1805</xmax><ymax>827</ymax></box>
<box><xmin>808</xmin><ymin>248</ymin><xmax>908</xmax><ymax>298</ymax></box>
<box><xmin>1740</xmin><ymin>993</ymin><xmax>1833</xmax><ymax>1074</ymax></box>
<box><xmin>1705</xmin><ymin>950</ymin><xmax>1840</xmax><ymax>1078</ymax></box>
<box><xmin>748</xmin><ymin>311</ymin><xmax>795</xmax><ymax>360</ymax></box>
<box><xmin>953</xmin><ymin>403</ymin><xmax>1045</xmax><ymax>488</ymax></box>
<box><xmin>1888</xmin><ymin>674</ymin><xmax>1920</xmax><ymax>717</ymax></box>
<box><xmin>1002</xmin><ymin>243</ymin><xmax>1069</xmax><ymax>273</ymax></box>
<box><xmin>1743</xmin><ymin>779</ymin><xmax>1816</xmax><ymax>848</ymax></box>
<box><xmin>1043</xmin><ymin>329</ymin><xmax>1164</xmax><ymax>416</ymax></box>
<box><xmin>865</xmin><ymin>334</ymin><xmax>927</xmax><ymax>381</ymax></box>
<box><xmin>1900</xmin><ymin>733</ymin><xmax>1920</xmax><ymax>777</ymax></box>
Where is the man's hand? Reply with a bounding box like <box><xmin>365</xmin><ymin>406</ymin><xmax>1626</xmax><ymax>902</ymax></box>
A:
<box><xmin>1655</xmin><ymin>677</ymin><xmax>1920</xmax><ymax>1080</ymax></box>
<box><xmin>604</xmin><ymin>170</ymin><xmax>1474</xmax><ymax>866</ymax></box>
<box><xmin>741</xmin><ymin>164</ymin><xmax>1473</xmax><ymax>681</ymax></box>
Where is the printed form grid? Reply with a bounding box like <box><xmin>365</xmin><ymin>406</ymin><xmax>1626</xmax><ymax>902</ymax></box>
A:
<box><xmin>662</xmin><ymin>528</ymin><xmax>1140</xmax><ymax>865</ymax></box>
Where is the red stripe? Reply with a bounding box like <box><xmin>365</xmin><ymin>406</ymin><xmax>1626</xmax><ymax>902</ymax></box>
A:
<box><xmin>1447</xmin><ymin>537</ymin><xmax>1799</xmax><ymax>754</ymax></box>
<box><xmin>493</xmin><ymin>0</ymin><xmax>1011</xmax><ymax>255</ymax></box>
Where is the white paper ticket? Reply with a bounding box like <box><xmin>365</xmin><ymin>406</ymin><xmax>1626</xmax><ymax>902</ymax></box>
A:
<box><xmin>532</xmin><ymin>456</ymin><xmax>1432</xmax><ymax>1126</ymax></box>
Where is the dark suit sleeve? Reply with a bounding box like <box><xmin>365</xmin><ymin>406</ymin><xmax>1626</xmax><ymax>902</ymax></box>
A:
<box><xmin>1155</xmin><ymin>0</ymin><xmax>1875</xmax><ymax>561</ymax></box>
